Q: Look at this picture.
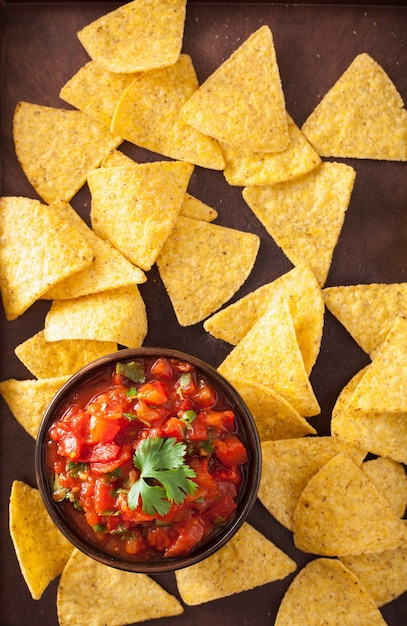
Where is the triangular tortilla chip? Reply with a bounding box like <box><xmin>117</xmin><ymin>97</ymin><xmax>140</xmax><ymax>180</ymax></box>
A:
<box><xmin>77</xmin><ymin>0</ymin><xmax>187</xmax><ymax>74</ymax></box>
<box><xmin>204</xmin><ymin>264</ymin><xmax>324</xmax><ymax>375</ymax></box>
<box><xmin>0</xmin><ymin>196</ymin><xmax>94</xmax><ymax>320</ymax></box>
<box><xmin>348</xmin><ymin>315</ymin><xmax>407</xmax><ymax>413</ymax></box>
<box><xmin>361</xmin><ymin>457</ymin><xmax>407</xmax><ymax>518</ymax></box>
<box><xmin>258</xmin><ymin>438</ymin><xmax>366</xmax><ymax>531</ymax></box>
<box><xmin>217</xmin><ymin>295</ymin><xmax>320</xmax><ymax>417</ymax></box>
<box><xmin>331</xmin><ymin>366</ymin><xmax>407</xmax><ymax>464</ymax></box>
<box><xmin>180</xmin><ymin>25</ymin><xmax>289</xmax><ymax>153</ymax></box>
<box><xmin>156</xmin><ymin>216</ymin><xmax>259</xmax><ymax>326</ymax></box>
<box><xmin>44</xmin><ymin>285</ymin><xmax>147</xmax><ymax>348</ymax></box>
<box><xmin>111</xmin><ymin>54</ymin><xmax>225</xmax><ymax>169</ymax></box>
<box><xmin>15</xmin><ymin>330</ymin><xmax>117</xmax><ymax>379</ymax></box>
<box><xmin>89</xmin><ymin>161</ymin><xmax>193</xmax><ymax>271</ymax></box>
<box><xmin>57</xmin><ymin>549</ymin><xmax>183</xmax><ymax>626</ymax></box>
<box><xmin>13</xmin><ymin>102</ymin><xmax>122</xmax><ymax>203</ymax></box>
<box><xmin>323</xmin><ymin>282</ymin><xmax>407</xmax><ymax>356</ymax></box>
<box><xmin>243</xmin><ymin>161</ymin><xmax>356</xmax><ymax>286</ymax></box>
<box><xmin>0</xmin><ymin>376</ymin><xmax>70</xmax><ymax>439</ymax></box>
<box><xmin>221</xmin><ymin>114</ymin><xmax>321</xmax><ymax>186</ymax></box>
<box><xmin>175</xmin><ymin>522</ymin><xmax>296</xmax><ymax>605</ymax></box>
<box><xmin>275</xmin><ymin>558</ymin><xmax>388</xmax><ymax>626</ymax></box>
<box><xmin>9</xmin><ymin>481</ymin><xmax>74</xmax><ymax>599</ymax></box>
<box><xmin>293</xmin><ymin>452</ymin><xmax>407</xmax><ymax>555</ymax></box>
<box><xmin>301</xmin><ymin>53</ymin><xmax>407</xmax><ymax>160</ymax></box>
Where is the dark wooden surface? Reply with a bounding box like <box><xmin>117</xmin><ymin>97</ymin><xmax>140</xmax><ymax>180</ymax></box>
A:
<box><xmin>0</xmin><ymin>2</ymin><xmax>406</xmax><ymax>625</ymax></box>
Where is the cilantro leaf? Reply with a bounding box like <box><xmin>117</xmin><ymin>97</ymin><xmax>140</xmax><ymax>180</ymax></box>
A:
<box><xmin>116</xmin><ymin>361</ymin><xmax>145</xmax><ymax>383</ymax></box>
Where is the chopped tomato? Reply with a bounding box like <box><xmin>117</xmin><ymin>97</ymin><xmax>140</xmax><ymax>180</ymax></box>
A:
<box><xmin>191</xmin><ymin>379</ymin><xmax>217</xmax><ymax>407</ymax></box>
<box><xmin>204</xmin><ymin>409</ymin><xmax>235</xmax><ymax>433</ymax></box>
<box><xmin>164</xmin><ymin>516</ymin><xmax>205</xmax><ymax>557</ymax></box>
<box><xmin>137</xmin><ymin>380</ymin><xmax>168</xmax><ymax>405</ymax></box>
<box><xmin>203</xmin><ymin>493</ymin><xmax>237</xmax><ymax>525</ymax></box>
<box><xmin>89</xmin><ymin>416</ymin><xmax>121</xmax><ymax>444</ymax></box>
<box><xmin>93</xmin><ymin>478</ymin><xmax>117</xmax><ymax>515</ymax></box>
<box><xmin>146</xmin><ymin>526</ymin><xmax>172</xmax><ymax>552</ymax></box>
<box><xmin>123</xmin><ymin>531</ymin><xmax>146</xmax><ymax>556</ymax></box>
<box><xmin>214</xmin><ymin>435</ymin><xmax>249</xmax><ymax>467</ymax></box>
<box><xmin>150</xmin><ymin>357</ymin><xmax>173</xmax><ymax>379</ymax></box>
<box><xmin>161</xmin><ymin>416</ymin><xmax>185</xmax><ymax>439</ymax></box>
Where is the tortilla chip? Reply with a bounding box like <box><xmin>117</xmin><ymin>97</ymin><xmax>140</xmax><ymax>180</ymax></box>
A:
<box><xmin>13</xmin><ymin>101</ymin><xmax>122</xmax><ymax>204</ymax></box>
<box><xmin>361</xmin><ymin>457</ymin><xmax>407</xmax><ymax>518</ymax></box>
<box><xmin>347</xmin><ymin>315</ymin><xmax>407</xmax><ymax>414</ymax></box>
<box><xmin>258</xmin><ymin>438</ymin><xmax>366</xmax><ymax>531</ymax></box>
<box><xmin>204</xmin><ymin>264</ymin><xmax>324</xmax><ymax>375</ymax></box>
<box><xmin>323</xmin><ymin>282</ymin><xmax>407</xmax><ymax>356</ymax></box>
<box><xmin>156</xmin><ymin>216</ymin><xmax>260</xmax><ymax>326</ymax></box>
<box><xmin>275</xmin><ymin>558</ymin><xmax>387</xmax><ymax>626</ymax></box>
<box><xmin>221</xmin><ymin>114</ymin><xmax>321</xmax><ymax>186</ymax></box>
<box><xmin>175</xmin><ymin>522</ymin><xmax>296</xmax><ymax>605</ymax></box>
<box><xmin>44</xmin><ymin>285</ymin><xmax>147</xmax><ymax>348</ymax></box>
<box><xmin>0</xmin><ymin>196</ymin><xmax>94</xmax><ymax>320</ymax></box>
<box><xmin>243</xmin><ymin>161</ymin><xmax>356</xmax><ymax>286</ymax></box>
<box><xmin>301</xmin><ymin>53</ymin><xmax>407</xmax><ymax>160</ymax></box>
<box><xmin>111</xmin><ymin>54</ymin><xmax>225</xmax><ymax>169</ymax></box>
<box><xmin>331</xmin><ymin>366</ymin><xmax>407</xmax><ymax>464</ymax></box>
<box><xmin>217</xmin><ymin>295</ymin><xmax>320</xmax><ymax>417</ymax></box>
<box><xmin>59</xmin><ymin>60</ymin><xmax>137</xmax><ymax>129</ymax></box>
<box><xmin>15</xmin><ymin>330</ymin><xmax>117</xmax><ymax>379</ymax></box>
<box><xmin>0</xmin><ymin>376</ymin><xmax>70</xmax><ymax>439</ymax></box>
<box><xmin>89</xmin><ymin>161</ymin><xmax>193</xmax><ymax>271</ymax></box>
<box><xmin>180</xmin><ymin>25</ymin><xmax>289</xmax><ymax>153</ymax></box>
<box><xmin>9</xmin><ymin>481</ymin><xmax>73</xmax><ymax>600</ymax></box>
<box><xmin>57</xmin><ymin>549</ymin><xmax>183</xmax><ymax>626</ymax></box>
<box><xmin>77</xmin><ymin>0</ymin><xmax>187</xmax><ymax>74</ymax></box>
<box><xmin>293</xmin><ymin>452</ymin><xmax>407</xmax><ymax>556</ymax></box>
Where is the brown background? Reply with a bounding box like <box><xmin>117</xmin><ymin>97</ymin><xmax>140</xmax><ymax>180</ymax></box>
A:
<box><xmin>0</xmin><ymin>1</ymin><xmax>406</xmax><ymax>624</ymax></box>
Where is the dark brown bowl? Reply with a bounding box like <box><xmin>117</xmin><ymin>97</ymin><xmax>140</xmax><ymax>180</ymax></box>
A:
<box><xmin>35</xmin><ymin>347</ymin><xmax>261</xmax><ymax>573</ymax></box>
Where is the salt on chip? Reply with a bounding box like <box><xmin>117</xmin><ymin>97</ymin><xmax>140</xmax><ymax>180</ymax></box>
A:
<box><xmin>221</xmin><ymin>114</ymin><xmax>321</xmax><ymax>187</ymax></box>
<box><xmin>243</xmin><ymin>161</ymin><xmax>356</xmax><ymax>286</ymax></box>
<box><xmin>111</xmin><ymin>54</ymin><xmax>225</xmax><ymax>169</ymax></box>
<box><xmin>0</xmin><ymin>196</ymin><xmax>94</xmax><ymax>320</ymax></box>
<box><xmin>89</xmin><ymin>161</ymin><xmax>193</xmax><ymax>271</ymax></box>
<box><xmin>180</xmin><ymin>25</ymin><xmax>289</xmax><ymax>153</ymax></box>
<box><xmin>77</xmin><ymin>0</ymin><xmax>187</xmax><ymax>74</ymax></box>
<box><xmin>361</xmin><ymin>457</ymin><xmax>407</xmax><ymax>518</ymax></box>
<box><xmin>156</xmin><ymin>216</ymin><xmax>260</xmax><ymax>326</ymax></box>
<box><xmin>275</xmin><ymin>558</ymin><xmax>388</xmax><ymax>626</ymax></box>
<box><xmin>301</xmin><ymin>53</ymin><xmax>407</xmax><ymax>160</ymax></box>
<box><xmin>57</xmin><ymin>549</ymin><xmax>183</xmax><ymax>626</ymax></box>
<box><xmin>9</xmin><ymin>481</ymin><xmax>73</xmax><ymax>600</ymax></box>
<box><xmin>293</xmin><ymin>452</ymin><xmax>407</xmax><ymax>556</ymax></box>
<box><xmin>323</xmin><ymin>282</ymin><xmax>407</xmax><ymax>356</ymax></box>
<box><xmin>44</xmin><ymin>285</ymin><xmax>147</xmax><ymax>348</ymax></box>
<box><xmin>258</xmin><ymin>438</ymin><xmax>366</xmax><ymax>531</ymax></box>
<box><xmin>204</xmin><ymin>264</ymin><xmax>324</xmax><ymax>375</ymax></box>
<box><xmin>175</xmin><ymin>522</ymin><xmax>296</xmax><ymax>605</ymax></box>
<box><xmin>331</xmin><ymin>366</ymin><xmax>407</xmax><ymax>464</ymax></box>
<box><xmin>15</xmin><ymin>330</ymin><xmax>117</xmax><ymax>379</ymax></box>
<box><xmin>0</xmin><ymin>376</ymin><xmax>70</xmax><ymax>439</ymax></box>
<box><xmin>217</xmin><ymin>295</ymin><xmax>320</xmax><ymax>417</ymax></box>
<box><xmin>13</xmin><ymin>101</ymin><xmax>122</xmax><ymax>204</ymax></box>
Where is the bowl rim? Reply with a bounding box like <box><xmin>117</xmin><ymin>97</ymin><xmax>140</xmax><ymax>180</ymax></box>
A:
<box><xmin>35</xmin><ymin>347</ymin><xmax>262</xmax><ymax>573</ymax></box>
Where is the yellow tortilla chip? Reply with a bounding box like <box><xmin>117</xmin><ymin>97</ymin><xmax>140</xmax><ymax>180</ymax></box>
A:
<box><xmin>111</xmin><ymin>54</ymin><xmax>225</xmax><ymax>169</ymax></box>
<box><xmin>323</xmin><ymin>282</ymin><xmax>407</xmax><ymax>357</ymax></box>
<box><xmin>0</xmin><ymin>376</ymin><xmax>70</xmax><ymax>439</ymax></box>
<box><xmin>175</xmin><ymin>522</ymin><xmax>296</xmax><ymax>605</ymax></box>
<box><xmin>9</xmin><ymin>481</ymin><xmax>73</xmax><ymax>600</ymax></box>
<box><xmin>302</xmin><ymin>53</ymin><xmax>407</xmax><ymax>160</ymax></box>
<box><xmin>361</xmin><ymin>457</ymin><xmax>407</xmax><ymax>518</ymax></box>
<box><xmin>57</xmin><ymin>549</ymin><xmax>183</xmax><ymax>626</ymax></box>
<box><xmin>217</xmin><ymin>295</ymin><xmax>320</xmax><ymax>417</ymax></box>
<box><xmin>331</xmin><ymin>366</ymin><xmax>407</xmax><ymax>464</ymax></box>
<box><xmin>293</xmin><ymin>452</ymin><xmax>407</xmax><ymax>556</ymax></box>
<box><xmin>15</xmin><ymin>330</ymin><xmax>117</xmax><ymax>379</ymax></box>
<box><xmin>156</xmin><ymin>216</ymin><xmax>260</xmax><ymax>326</ymax></box>
<box><xmin>243</xmin><ymin>161</ymin><xmax>356</xmax><ymax>286</ymax></box>
<box><xmin>221</xmin><ymin>114</ymin><xmax>321</xmax><ymax>186</ymax></box>
<box><xmin>77</xmin><ymin>0</ymin><xmax>187</xmax><ymax>74</ymax></box>
<box><xmin>275</xmin><ymin>558</ymin><xmax>387</xmax><ymax>626</ymax></box>
<box><xmin>89</xmin><ymin>161</ymin><xmax>193</xmax><ymax>271</ymax></box>
<box><xmin>204</xmin><ymin>264</ymin><xmax>324</xmax><ymax>375</ymax></box>
<box><xmin>0</xmin><ymin>196</ymin><xmax>94</xmax><ymax>320</ymax></box>
<box><xmin>181</xmin><ymin>25</ymin><xmax>289</xmax><ymax>153</ymax></box>
<box><xmin>258</xmin><ymin>438</ymin><xmax>366</xmax><ymax>531</ymax></box>
<box><xmin>44</xmin><ymin>285</ymin><xmax>147</xmax><ymax>348</ymax></box>
<box><xmin>13</xmin><ymin>101</ymin><xmax>122</xmax><ymax>203</ymax></box>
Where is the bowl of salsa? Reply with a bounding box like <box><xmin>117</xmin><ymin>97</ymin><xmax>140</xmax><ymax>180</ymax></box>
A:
<box><xmin>35</xmin><ymin>347</ymin><xmax>261</xmax><ymax>573</ymax></box>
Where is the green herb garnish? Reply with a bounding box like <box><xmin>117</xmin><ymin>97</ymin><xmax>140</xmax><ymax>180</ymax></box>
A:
<box><xmin>116</xmin><ymin>361</ymin><xmax>145</xmax><ymax>383</ymax></box>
